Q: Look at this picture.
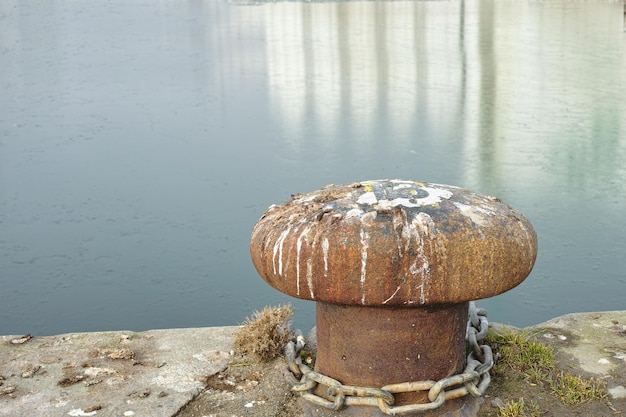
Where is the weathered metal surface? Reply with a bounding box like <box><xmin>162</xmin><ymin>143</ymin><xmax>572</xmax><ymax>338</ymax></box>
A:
<box><xmin>250</xmin><ymin>179</ymin><xmax>537</xmax><ymax>415</ymax></box>
<box><xmin>250</xmin><ymin>179</ymin><xmax>537</xmax><ymax>306</ymax></box>
<box><xmin>314</xmin><ymin>302</ymin><xmax>468</xmax><ymax>405</ymax></box>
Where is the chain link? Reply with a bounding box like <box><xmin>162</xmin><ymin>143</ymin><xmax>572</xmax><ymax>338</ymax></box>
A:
<box><xmin>283</xmin><ymin>301</ymin><xmax>494</xmax><ymax>415</ymax></box>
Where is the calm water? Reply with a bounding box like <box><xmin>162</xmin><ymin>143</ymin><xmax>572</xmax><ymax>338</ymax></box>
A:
<box><xmin>1</xmin><ymin>0</ymin><xmax>625</xmax><ymax>336</ymax></box>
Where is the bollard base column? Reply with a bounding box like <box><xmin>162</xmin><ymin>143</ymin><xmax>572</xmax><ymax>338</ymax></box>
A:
<box><xmin>314</xmin><ymin>301</ymin><xmax>469</xmax><ymax>406</ymax></box>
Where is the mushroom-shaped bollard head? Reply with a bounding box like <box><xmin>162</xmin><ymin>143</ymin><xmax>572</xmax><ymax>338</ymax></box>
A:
<box><xmin>250</xmin><ymin>180</ymin><xmax>537</xmax><ymax>411</ymax></box>
<box><xmin>251</xmin><ymin>179</ymin><xmax>537</xmax><ymax>306</ymax></box>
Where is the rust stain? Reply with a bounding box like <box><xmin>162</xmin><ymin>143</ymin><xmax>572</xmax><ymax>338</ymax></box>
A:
<box><xmin>250</xmin><ymin>179</ymin><xmax>537</xmax><ymax>306</ymax></box>
<box><xmin>314</xmin><ymin>302</ymin><xmax>468</xmax><ymax>405</ymax></box>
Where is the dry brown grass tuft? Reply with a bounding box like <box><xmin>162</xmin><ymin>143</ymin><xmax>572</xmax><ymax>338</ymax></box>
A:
<box><xmin>234</xmin><ymin>305</ymin><xmax>293</xmax><ymax>362</ymax></box>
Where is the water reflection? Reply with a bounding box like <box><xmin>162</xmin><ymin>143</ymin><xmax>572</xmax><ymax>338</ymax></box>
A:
<box><xmin>255</xmin><ymin>0</ymin><xmax>625</xmax><ymax>193</ymax></box>
<box><xmin>1</xmin><ymin>0</ymin><xmax>625</xmax><ymax>335</ymax></box>
<box><xmin>263</xmin><ymin>1</ymin><xmax>467</xmax><ymax>148</ymax></box>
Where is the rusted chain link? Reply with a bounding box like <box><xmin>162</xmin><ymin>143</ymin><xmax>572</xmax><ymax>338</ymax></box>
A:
<box><xmin>283</xmin><ymin>301</ymin><xmax>494</xmax><ymax>415</ymax></box>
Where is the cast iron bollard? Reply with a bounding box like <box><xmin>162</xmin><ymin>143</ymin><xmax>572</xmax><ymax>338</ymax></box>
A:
<box><xmin>250</xmin><ymin>179</ymin><xmax>537</xmax><ymax>415</ymax></box>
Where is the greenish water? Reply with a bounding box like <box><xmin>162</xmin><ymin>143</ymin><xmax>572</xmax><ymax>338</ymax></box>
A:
<box><xmin>1</xmin><ymin>0</ymin><xmax>625</xmax><ymax>335</ymax></box>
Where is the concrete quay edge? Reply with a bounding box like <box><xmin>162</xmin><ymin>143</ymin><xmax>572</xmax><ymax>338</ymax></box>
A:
<box><xmin>1</xmin><ymin>311</ymin><xmax>625</xmax><ymax>417</ymax></box>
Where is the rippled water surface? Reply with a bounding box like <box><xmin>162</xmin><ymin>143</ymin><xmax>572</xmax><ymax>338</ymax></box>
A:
<box><xmin>1</xmin><ymin>0</ymin><xmax>625</xmax><ymax>335</ymax></box>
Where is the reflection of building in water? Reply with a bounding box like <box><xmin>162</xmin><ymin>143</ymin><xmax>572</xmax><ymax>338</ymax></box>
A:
<box><xmin>459</xmin><ymin>1</ymin><xmax>625</xmax><ymax>192</ymax></box>
<box><xmin>227</xmin><ymin>1</ymin><xmax>624</xmax><ymax>193</ymax></box>
<box><xmin>262</xmin><ymin>1</ymin><xmax>466</xmax><ymax>147</ymax></box>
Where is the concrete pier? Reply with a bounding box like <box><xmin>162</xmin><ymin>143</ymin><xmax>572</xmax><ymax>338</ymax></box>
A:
<box><xmin>1</xmin><ymin>312</ymin><xmax>625</xmax><ymax>417</ymax></box>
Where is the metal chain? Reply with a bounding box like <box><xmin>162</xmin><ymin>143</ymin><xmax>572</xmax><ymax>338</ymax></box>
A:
<box><xmin>283</xmin><ymin>301</ymin><xmax>494</xmax><ymax>416</ymax></box>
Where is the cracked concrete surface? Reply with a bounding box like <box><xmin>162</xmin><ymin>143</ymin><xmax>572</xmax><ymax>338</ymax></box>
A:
<box><xmin>0</xmin><ymin>327</ymin><xmax>237</xmax><ymax>417</ymax></box>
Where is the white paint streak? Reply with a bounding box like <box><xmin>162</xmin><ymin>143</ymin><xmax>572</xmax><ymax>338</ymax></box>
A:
<box><xmin>382</xmin><ymin>285</ymin><xmax>402</xmax><ymax>304</ymax></box>
<box><xmin>306</xmin><ymin>258</ymin><xmax>314</xmax><ymax>298</ymax></box>
<box><xmin>360</xmin><ymin>228</ymin><xmax>369</xmax><ymax>304</ymax></box>
<box><xmin>293</xmin><ymin>193</ymin><xmax>319</xmax><ymax>203</ymax></box>
<box><xmin>273</xmin><ymin>227</ymin><xmax>291</xmax><ymax>276</ymax></box>
<box><xmin>358</xmin><ymin>183</ymin><xmax>452</xmax><ymax>209</ymax></box>
<box><xmin>516</xmin><ymin>220</ymin><xmax>536</xmax><ymax>269</ymax></box>
<box><xmin>399</xmin><ymin>187</ymin><xmax>453</xmax><ymax>207</ymax></box>
<box><xmin>322</xmin><ymin>237</ymin><xmax>329</xmax><ymax>276</ymax></box>
<box><xmin>453</xmin><ymin>202</ymin><xmax>494</xmax><ymax>226</ymax></box>
<box><xmin>296</xmin><ymin>225</ymin><xmax>310</xmax><ymax>296</ymax></box>
<box><xmin>296</xmin><ymin>239</ymin><xmax>302</xmax><ymax>295</ymax></box>
<box><xmin>345</xmin><ymin>208</ymin><xmax>364</xmax><ymax>218</ymax></box>
<box><xmin>271</xmin><ymin>234</ymin><xmax>279</xmax><ymax>276</ymax></box>
<box><xmin>357</xmin><ymin>191</ymin><xmax>378</xmax><ymax>205</ymax></box>
<box><xmin>361</xmin><ymin>211</ymin><xmax>377</xmax><ymax>223</ymax></box>
<box><xmin>406</xmin><ymin>213</ymin><xmax>436</xmax><ymax>305</ymax></box>
<box><xmin>392</xmin><ymin>211</ymin><xmax>407</xmax><ymax>256</ymax></box>
<box><xmin>390</xmin><ymin>180</ymin><xmax>413</xmax><ymax>189</ymax></box>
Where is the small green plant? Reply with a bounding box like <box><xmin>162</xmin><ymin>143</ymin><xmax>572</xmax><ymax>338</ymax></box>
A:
<box><xmin>497</xmin><ymin>397</ymin><xmax>543</xmax><ymax>417</ymax></box>
<box><xmin>300</xmin><ymin>349</ymin><xmax>316</xmax><ymax>368</ymax></box>
<box><xmin>485</xmin><ymin>329</ymin><xmax>554</xmax><ymax>382</ymax></box>
<box><xmin>549</xmin><ymin>371</ymin><xmax>606</xmax><ymax>405</ymax></box>
<box><xmin>486</xmin><ymin>328</ymin><xmax>608</xmax><ymax>410</ymax></box>
<box><xmin>234</xmin><ymin>305</ymin><xmax>293</xmax><ymax>362</ymax></box>
<box><xmin>522</xmin><ymin>366</ymin><xmax>547</xmax><ymax>387</ymax></box>
<box><xmin>519</xmin><ymin>339</ymin><xmax>555</xmax><ymax>370</ymax></box>
<box><xmin>228</xmin><ymin>359</ymin><xmax>251</xmax><ymax>367</ymax></box>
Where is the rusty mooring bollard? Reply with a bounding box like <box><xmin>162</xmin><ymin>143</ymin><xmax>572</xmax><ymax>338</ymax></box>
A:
<box><xmin>250</xmin><ymin>180</ymin><xmax>537</xmax><ymax>416</ymax></box>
